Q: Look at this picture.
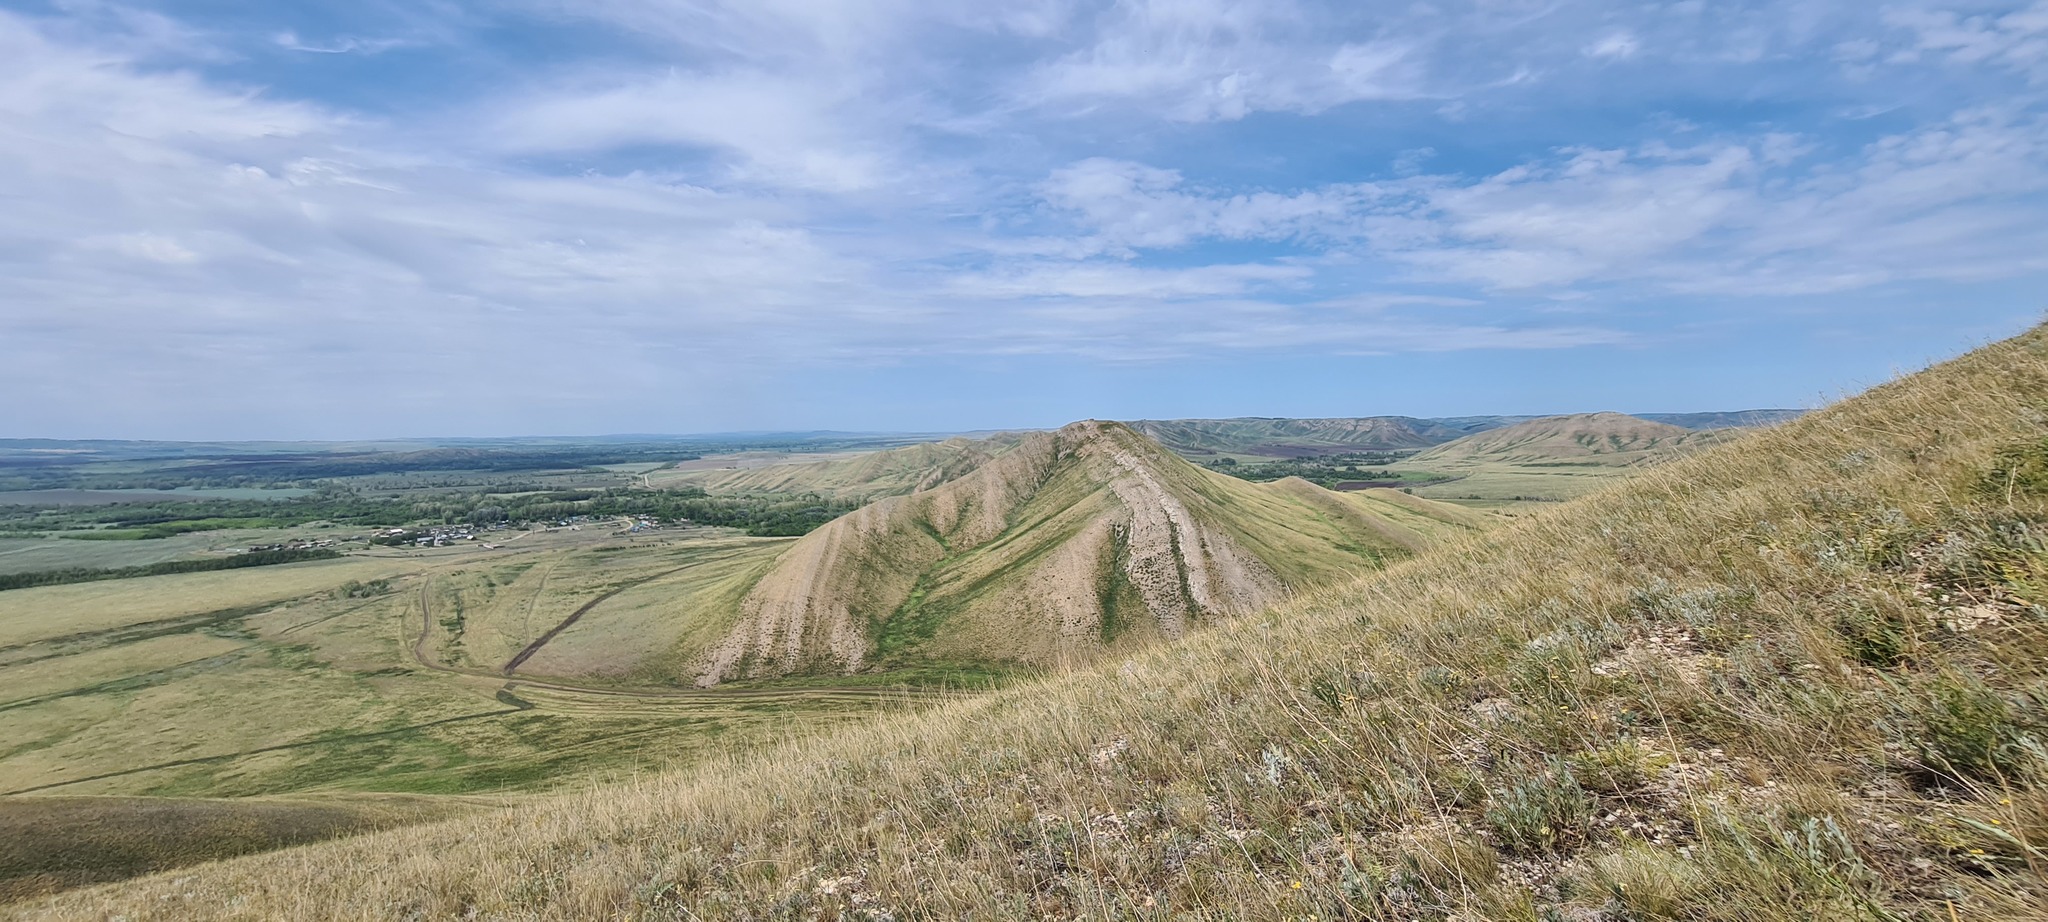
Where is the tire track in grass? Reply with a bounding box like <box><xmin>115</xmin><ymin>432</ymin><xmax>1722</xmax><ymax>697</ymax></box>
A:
<box><xmin>499</xmin><ymin>564</ymin><xmax>697</xmax><ymax>676</ymax></box>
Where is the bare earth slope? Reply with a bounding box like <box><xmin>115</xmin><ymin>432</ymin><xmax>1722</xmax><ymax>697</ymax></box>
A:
<box><xmin>1411</xmin><ymin>411</ymin><xmax>1728</xmax><ymax>467</ymax></box>
<box><xmin>698</xmin><ymin>420</ymin><xmax>1476</xmax><ymax>684</ymax></box>
<box><xmin>24</xmin><ymin>328</ymin><xmax>2048</xmax><ymax>919</ymax></box>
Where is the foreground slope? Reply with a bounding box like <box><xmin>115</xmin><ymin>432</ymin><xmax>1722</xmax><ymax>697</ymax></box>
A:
<box><xmin>699</xmin><ymin>420</ymin><xmax>1475</xmax><ymax>684</ymax></box>
<box><xmin>25</xmin><ymin>328</ymin><xmax>2048</xmax><ymax>920</ymax></box>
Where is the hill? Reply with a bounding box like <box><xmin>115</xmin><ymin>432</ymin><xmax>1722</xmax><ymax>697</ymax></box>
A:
<box><xmin>20</xmin><ymin>329</ymin><xmax>2048</xmax><ymax>920</ymax></box>
<box><xmin>1127</xmin><ymin>416</ymin><xmax>1487</xmax><ymax>457</ymax></box>
<box><xmin>654</xmin><ymin>435</ymin><xmax>1019</xmax><ymax>499</ymax></box>
<box><xmin>1126</xmin><ymin>411</ymin><xmax>1793</xmax><ymax>461</ymax></box>
<box><xmin>1410</xmin><ymin>411</ymin><xmax>1727</xmax><ymax>467</ymax></box>
<box><xmin>1637</xmin><ymin>409</ymin><xmax>1804</xmax><ymax>429</ymax></box>
<box><xmin>697</xmin><ymin>420</ymin><xmax>1478</xmax><ymax>685</ymax></box>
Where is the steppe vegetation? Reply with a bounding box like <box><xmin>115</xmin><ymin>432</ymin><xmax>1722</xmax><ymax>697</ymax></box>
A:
<box><xmin>20</xmin><ymin>327</ymin><xmax>2045</xmax><ymax>918</ymax></box>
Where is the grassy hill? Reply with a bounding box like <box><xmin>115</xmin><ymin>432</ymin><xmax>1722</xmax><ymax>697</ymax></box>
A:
<box><xmin>1637</xmin><ymin>409</ymin><xmax>1805</xmax><ymax>430</ymax></box>
<box><xmin>1127</xmin><ymin>412</ymin><xmax>1794</xmax><ymax>462</ymax></box>
<box><xmin>653</xmin><ymin>435</ymin><xmax>1019</xmax><ymax>500</ymax></box>
<box><xmin>1127</xmin><ymin>416</ymin><xmax>1487</xmax><ymax>458</ymax></box>
<box><xmin>698</xmin><ymin>420</ymin><xmax>1478</xmax><ymax>685</ymax></box>
<box><xmin>19</xmin><ymin>328</ymin><xmax>2048</xmax><ymax>920</ymax></box>
<box><xmin>1408</xmin><ymin>412</ymin><xmax>1728</xmax><ymax>468</ymax></box>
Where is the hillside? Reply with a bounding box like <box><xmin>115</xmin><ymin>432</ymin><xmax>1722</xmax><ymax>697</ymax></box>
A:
<box><xmin>1128</xmin><ymin>411</ymin><xmax>1797</xmax><ymax>463</ymax></box>
<box><xmin>656</xmin><ymin>435</ymin><xmax>1020</xmax><ymax>499</ymax></box>
<box><xmin>1410</xmin><ymin>411</ymin><xmax>1727</xmax><ymax>467</ymax></box>
<box><xmin>1127</xmin><ymin>416</ymin><xmax>1486</xmax><ymax>457</ymax></box>
<box><xmin>1637</xmin><ymin>409</ymin><xmax>1805</xmax><ymax>430</ymax></box>
<box><xmin>699</xmin><ymin>420</ymin><xmax>1477</xmax><ymax>685</ymax></box>
<box><xmin>21</xmin><ymin>328</ymin><xmax>2048</xmax><ymax>920</ymax></box>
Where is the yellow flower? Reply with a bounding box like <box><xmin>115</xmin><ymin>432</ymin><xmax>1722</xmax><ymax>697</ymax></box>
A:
<box><xmin>1291</xmin><ymin>880</ymin><xmax>1303</xmax><ymax>890</ymax></box>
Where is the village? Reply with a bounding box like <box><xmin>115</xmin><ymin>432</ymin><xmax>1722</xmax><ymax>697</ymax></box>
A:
<box><xmin>362</xmin><ymin>514</ymin><xmax>671</xmax><ymax>549</ymax></box>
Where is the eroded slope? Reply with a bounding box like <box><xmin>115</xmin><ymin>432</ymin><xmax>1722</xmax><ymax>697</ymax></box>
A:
<box><xmin>698</xmin><ymin>420</ymin><xmax>1476</xmax><ymax>684</ymax></box>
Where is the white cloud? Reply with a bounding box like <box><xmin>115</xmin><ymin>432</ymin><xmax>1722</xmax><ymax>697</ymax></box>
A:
<box><xmin>950</xmin><ymin>261</ymin><xmax>1310</xmax><ymax>300</ymax></box>
<box><xmin>489</xmin><ymin>70</ymin><xmax>889</xmax><ymax>191</ymax></box>
<box><xmin>1022</xmin><ymin>1</ymin><xmax>1432</xmax><ymax>120</ymax></box>
<box><xmin>1013</xmin><ymin>106</ymin><xmax>2048</xmax><ymax>299</ymax></box>
<box><xmin>271</xmin><ymin>31</ymin><xmax>413</xmax><ymax>55</ymax></box>
<box><xmin>1358</xmin><ymin>109</ymin><xmax>2048</xmax><ymax>294</ymax></box>
<box><xmin>1583</xmin><ymin>31</ymin><xmax>1639</xmax><ymax>59</ymax></box>
<box><xmin>1884</xmin><ymin>2</ymin><xmax>2048</xmax><ymax>82</ymax></box>
<box><xmin>1039</xmin><ymin>158</ymin><xmax>1371</xmax><ymax>252</ymax></box>
<box><xmin>84</xmin><ymin>232</ymin><xmax>201</xmax><ymax>264</ymax></box>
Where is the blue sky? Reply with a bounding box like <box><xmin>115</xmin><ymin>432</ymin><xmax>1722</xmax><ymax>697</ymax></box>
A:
<box><xmin>1</xmin><ymin>0</ymin><xmax>2044</xmax><ymax>439</ymax></box>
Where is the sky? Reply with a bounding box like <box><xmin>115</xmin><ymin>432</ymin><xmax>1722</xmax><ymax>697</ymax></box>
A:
<box><xmin>1</xmin><ymin>1</ymin><xmax>2045</xmax><ymax>439</ymax></box>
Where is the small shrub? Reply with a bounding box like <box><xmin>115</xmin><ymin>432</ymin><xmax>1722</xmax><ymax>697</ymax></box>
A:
<box><xmin>1978</xmin><ymin>437</ymin><xmax>2048</xmax><ymax>501</ymax></box>
<box><xmin>1485</xmin><ymin>761</ymin><xmax>1594</xmax><ymax>855</ymax></box>
<box><xmin>1897</xmin><ymin>673</ymin><xmax>2039</xmax><ymax>784</ymax></box>
<box><xmin>1570</xmin><ymin>739</ymin><xmax>1673</xmax><ymax>797</ymax></box>
<box><xmin>1926</xmin><ymin>787</ymin><xmax>2048</xmax><ymax>874</ymax></box>
<box><xmin>1394</xmin><ymin>828</ymin><xmax>1499</xmax><ymax>900</ymax></box>
<box><xmin>1832</xmin><ymin>598</ymin><xmax>1914</xmax><ymax>668</ymax></box>
<box><xmin>1695</xmin><ymin>810</ymin><xmax>1882</xmax><ymax>917</ymax></box>
<box><xmin>1588</xmin><ymin>844</ymin><xmax>1707</xmax><ymax>920</ymax></box>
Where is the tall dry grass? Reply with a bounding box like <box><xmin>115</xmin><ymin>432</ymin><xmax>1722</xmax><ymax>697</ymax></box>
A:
<box><xmin>16</xmin><ymin>326</ymin><xmax>2048</xmax><ymax>920</ymax></box>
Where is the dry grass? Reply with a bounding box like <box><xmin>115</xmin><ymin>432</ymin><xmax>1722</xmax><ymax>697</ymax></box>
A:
<box><xmin>17</xmin><ymin>327</ymin><xmax>2048</xmax><ymax>919</ymax></box>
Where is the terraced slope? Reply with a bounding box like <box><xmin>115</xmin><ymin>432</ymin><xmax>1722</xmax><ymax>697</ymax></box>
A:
<box><xmin>1410</xmin><ymin>411</ymin><xmax>1728</xmax><ymax>467</ymax></box>
<box><xmin>698</xmin><ymin>420</ymin><xmax>1477</xmax><ymax>685</ymax></box>
<box><xmin>659</xmin><ymin>435</ymin><xmax>1020</xmax><ymax>499</ymax></box>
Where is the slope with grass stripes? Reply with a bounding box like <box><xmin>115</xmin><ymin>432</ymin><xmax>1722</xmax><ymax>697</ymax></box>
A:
<box><xmin>21</xmin><ymin>327</ymin><xmax>2048</xmax><ymax>920</ymax></box>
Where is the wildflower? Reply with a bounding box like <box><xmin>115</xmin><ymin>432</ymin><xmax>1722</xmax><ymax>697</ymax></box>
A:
<box><xmin>1291</xmin><ymin>880</ymin><xmax>1303</xmax><ymax>890</ymax></box>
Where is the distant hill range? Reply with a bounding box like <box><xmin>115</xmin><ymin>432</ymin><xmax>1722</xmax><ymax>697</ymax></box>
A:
<box><xmin>692</xmin><ymin>420</ymin><xmax>1480</xmax><ymax>685</ymax></box>
<box><xmin>1127</xmin><ymin>409</ymin><xmax>1801</xmax><ymax>458</ymax></box>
